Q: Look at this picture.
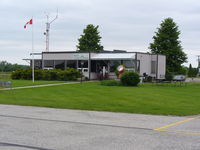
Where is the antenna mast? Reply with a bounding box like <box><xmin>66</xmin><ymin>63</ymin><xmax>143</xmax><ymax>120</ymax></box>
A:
<box><xmin>44</xmin><ymin>10</ymin><xmax>58</xmax><ymax>52</ymax></box>
<box><xmin>198</xmin><ymin>55</ymin><xmax>200</xmax><ymax>76</ymax></box>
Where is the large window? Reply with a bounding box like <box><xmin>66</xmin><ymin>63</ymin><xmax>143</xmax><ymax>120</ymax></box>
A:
<box><xmin>55</xmin><ymin>60</ymin><xmax>65</xmax><ymax>70</ymax></box>
<box><xmin>44</xmin><ymin>60</ymin><xmax>54</xmax><ymax>68</ymax></box>
<box><xmin>67</xmin><ymin>60</ymin><xmax>77</xmax><ymax>69</ymax></box>
<box><xmin>31</xmin><ymin>60</ymin><xmax>42</xmax><ymax>69</ymax></box>
<box><xmin>78</xmin><ymin>60</ymin><xmax>88</xmax><ymax>68</ymax></box>
<box><xmin>109</xmin><ymin>60</ymin><xmax>121</xmax><ymax>72</ymax></box>
<box><xmin>137</xmin><ymin>60</ymin><xmax>140</xmax><ymax>72</ymax></box>
<box><xmin>122</xmin><ymin>60</ymin><xmax>135</xmax><ymax>69</ymax></box>
<box><xmin>91</xmin><ymin>60</ymin><xmax>97</xmax><ymax>72</ymax></box>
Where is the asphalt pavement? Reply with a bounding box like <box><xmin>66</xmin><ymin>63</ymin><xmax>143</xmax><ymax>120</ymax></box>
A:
<box><xmin>0</xmin><ymin>105</ymin><xmax>199</xmax><ymax>150</ymax></box>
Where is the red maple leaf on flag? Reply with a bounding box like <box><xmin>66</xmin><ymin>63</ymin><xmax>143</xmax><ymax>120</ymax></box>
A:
<box><xmin>24</xmin><ymin>19</ymin><xmax>33</xmax><ymax>29</ymax></box>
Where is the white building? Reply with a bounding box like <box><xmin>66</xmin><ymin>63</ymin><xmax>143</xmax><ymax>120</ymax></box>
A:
<box><xmin>31</xmin><ymin>50</ymin><xmax>166</xmax><ymax>80</ymax></box>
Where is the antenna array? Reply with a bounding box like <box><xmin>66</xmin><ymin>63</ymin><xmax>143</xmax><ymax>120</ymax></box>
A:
<box><xmin>44</xmin><ymin>10</ymin><xmax>58</xmax><ymax>52</ymax></box>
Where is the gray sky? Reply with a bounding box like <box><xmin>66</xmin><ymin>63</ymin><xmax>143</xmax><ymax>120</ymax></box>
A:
<box><xmin>0</xmin><ymin>0</ymin><xmax>200</xmax><ymax>67</ymax></box>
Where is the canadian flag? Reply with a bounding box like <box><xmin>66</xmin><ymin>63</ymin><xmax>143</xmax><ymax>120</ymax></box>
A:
<box><xmin>24</xmin><ymin>19</ymin><xmax>33</xmax><ymax>29</ymax></box>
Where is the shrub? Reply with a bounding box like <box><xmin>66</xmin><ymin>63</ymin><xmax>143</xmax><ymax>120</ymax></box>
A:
<box><xmin>34</xmin><ymin>69</ymin><xmax>43</xmax><ymax>80</ymax></box>
<box><xmin>11</xmin><ymin>68</ymin><xmax>81</xmax><ymax>81</ymax></box>
<box><xmin>11</xmin><ymin>69</ymin><xmax>21</xmax><ymax>79</ymax></box>
<box><xmin>120</xmin><ymin>71</ymin><xmax>140</xmax><ymax>86</ymax></box>
<box><xmin>165</xmin><ymin>70</ymin><xmax>173</xmax><ymax>81</ymax></box>
<box><xmin>11</xmin><ymin>69</ymin><xmax>32</xmax><ymax>80</ymax></box>
<box><xmin>100</xmin><ymin>80</ymin><xmax>120</xmax><ymax>86</ymax></box>
<box><xmin>49</xmin><ymin>70</ymin><xmax>58</xmax><ymax>80</ymax></box>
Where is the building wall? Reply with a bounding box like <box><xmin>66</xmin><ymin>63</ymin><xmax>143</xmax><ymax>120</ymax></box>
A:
<box><xmin>41</xmin><ymin>52</ymin><xmax>166</xmax><ymax>80</ymax></box>
<box><xmin>157</xmin><ymin>55</ymin><xmax>166</xmax><ymax>79</ymax></box>
<box><xmin>137</xmin><ymin>53</ymin><xmax>166</xmax><ymax>79</ymax></box>
<box><xmin>43</xmin><ymin>53</ymin><xmax>89</xmax><ymax>60</ymax></box>
<box><xmin>137</xmin><ymin>53</ymin><xmax>152</xmax><ymax>76</ymax></box>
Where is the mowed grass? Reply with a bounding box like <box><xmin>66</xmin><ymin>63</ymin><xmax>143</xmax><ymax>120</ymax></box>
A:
<box><xmin>0</xmin><ymin>72</ymin><xmax>69</xmax><ymax>87</ymax></box>
<box><xmin>0</xmin><ymin>82</ymin><xmax>200</xmax><ymax>116</ymax></box>
<box><xmin>0</xmin><ymin>72</ymin><xmax>11</xmax><ymax>81</ymax></box>
<box><xmin>11</xmin><ymin>80</ymin><xmax>69</xmax><ymax>87</ymax></box>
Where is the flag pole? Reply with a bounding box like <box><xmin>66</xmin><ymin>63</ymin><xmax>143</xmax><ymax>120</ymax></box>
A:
<box><xmin>32</xmin><ymin>17</ymin><xmax>35</xmax><ymax>83</ymax></box>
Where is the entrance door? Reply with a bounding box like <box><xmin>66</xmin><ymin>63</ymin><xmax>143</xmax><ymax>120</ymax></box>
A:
<box><xmin>77</xmin><ymin>60</ymin><xmax>89</xmax><ymax>78</ymax></box>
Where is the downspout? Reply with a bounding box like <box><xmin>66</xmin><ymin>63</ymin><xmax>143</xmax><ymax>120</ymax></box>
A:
<box><xmin>135</xmin><ymin>52</ymin><xmax>138</xmax><ymax>72</ymax></box>
<box><xmin>89</xmin><ymin>52</ymin><xmax>91</xmax><ymax>80</ymax></box>
<box><xmin>156</xmin><ymin>54</ymin><xmax>159</xmax><ymax>79</ymax></box>
<box><xmin>42</xmin><ymin>52</ymin><xmax>44</xmax><ymax>69</ymax></box>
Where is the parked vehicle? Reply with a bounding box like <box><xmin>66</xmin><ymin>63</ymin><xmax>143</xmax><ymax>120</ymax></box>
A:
<box><xmin>173</xmin><ymin>75</ymin><xmax>186</xmax><ymax>81</ymax></box>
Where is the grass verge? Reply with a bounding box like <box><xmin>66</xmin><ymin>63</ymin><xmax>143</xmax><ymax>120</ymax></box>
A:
<box><xmin>0</xmin><ymin>82</ymin><xmax>200</xmax><ymax>116</ymax></box>
<box><xmin>0</xmin><ymin>72</ymin><xmax>76</xmax><ymax>87</ymax></box>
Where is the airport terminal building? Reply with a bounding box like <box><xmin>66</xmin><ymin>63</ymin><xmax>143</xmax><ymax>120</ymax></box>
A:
<box><xmin>30</xmin><ymin>50</ymin><xmax>166</xmax><ymax>80</ymax></box>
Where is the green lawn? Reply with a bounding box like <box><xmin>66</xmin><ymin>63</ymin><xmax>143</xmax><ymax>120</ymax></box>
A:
<box><xmin>0</xmin><ymin>82</ymin><xmax>200</xmax><ymax>116</ymax></box>
<box><xmin>0</xmin><ymin>73</ymin><xmax>70</xmax><ymax>87</ymax></box>
<box><xmin>11</xmin><ymin>80</ymin><xmax>69</xmax><ymax>87</ymax></box>
<box><xmin>0</xmin><ymin>72</ymin><xmax>11</xmax><ymax>81</ymax></box>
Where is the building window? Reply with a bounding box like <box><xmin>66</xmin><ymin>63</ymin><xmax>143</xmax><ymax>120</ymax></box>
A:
<box><xmin>44</xmin><ymin>60</ymin><xmax>54</xmax><ymax>68</ymax></box>
<box><xmin>55</xmin><ymin>60</ymin><xmax>65</xmax><ymax>70</ymax></box>
<box><xmin>122</xmin><ymin>60</ymin><xmax>135</xmax><ymax>69</ymax></box>
<box><xmin>137</xmin><ymin>60</ymin><xmax>140</xmax><ymax>72</ymax></box>
<box><xmin>109</xmin><ymin>60</ymin><xmax>121</xmax><ymax>72</ymax></box>
<box><xmin>151</xmin><ymin>61</ymin><xmax>156</xmax><ymax>74</ymax></box>
<box><xmin>31</xmin><ymin>60</ymin><xmax>42</xmax><ymax>69</ymax></box>
<box><xmin>67</xmin><ymin>60</ymin><xmax>77</xmax><ymax>69</ymax></box>
<box><xmin>91</xmin><ymin>60</ymin><xmax>97</xmax><ymax>72</ymax></box>
<box><xmin>78</xmin><ymin>60</ymin><xmax>88</xmax><ymax>68</ymax></box>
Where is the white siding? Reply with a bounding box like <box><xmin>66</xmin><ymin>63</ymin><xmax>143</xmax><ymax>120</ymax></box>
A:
<box><xmin>43</xmin><ymin>53</ymin><xmax>89</xmax><ymax>60</ymax></box>
<box><xmin>91</xmin><ymin>53</ymin><xmax>136</xmax><ymax>60</ymax></box>
<box><xmin>137</xmin><ymin>53</ymin><xmax>166</xmax><ymax>79</ymax></box>
<box><xmin>137</xmin><ymin>53</ymin><xmax>152</xmax><ymax>76</ymax></box>
<box><xmin>157</xmin><ymin>55</ymin><xmax>166</xmax><ymax>79</ymax></box>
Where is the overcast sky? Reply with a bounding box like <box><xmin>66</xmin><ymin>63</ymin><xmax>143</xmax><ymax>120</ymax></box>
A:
<box><xmin>0</xmin><ymin>0</ymin><xmax>200</xmax><ymax>67</ymax></box>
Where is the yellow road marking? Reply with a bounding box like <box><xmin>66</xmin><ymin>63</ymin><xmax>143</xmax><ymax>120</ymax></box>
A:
<box><xmin>154</xmin><ymin>116</ymin><xmax>200</xmax><ymax>135</ymax></box>
<box><xmin>154</xmin><ymin>116</ymin><xmax>200</xmax><ymax>131</ymax></box>
<box><xmin>157</xmin><ymin>129</ymin><xmax>200</xmax><ymax>135</ymax></box>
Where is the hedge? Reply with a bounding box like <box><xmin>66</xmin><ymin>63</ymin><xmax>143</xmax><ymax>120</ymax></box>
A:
<box><xmin>11</xmin><ymin>68</ymin><xmax>81</xmax><ymax>81</ymax></box>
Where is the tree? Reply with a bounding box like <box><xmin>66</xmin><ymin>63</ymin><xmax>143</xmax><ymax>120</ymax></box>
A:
<box><xmin>77</xmin><ymin>24</ymin><xmax>104</xmax><ymax>52</ymax></box>
<box><xmin>188</xmin><ymin>64</ymin><xmax>198</xmax><ymax>77</ymax></box>
<box><xmin>177</xmin><ymin>65</ymin><xmax>188</xmax><ymax>75</ymax></box>
<box><xmin>0</xmin><ymin>61</ymin><xmax>29</xmax><ymax>72</ymax></box>
<box><xmin>149</xmin><ymin>18</ymin><xmax>187</xmax><ymax>73</ymax></box>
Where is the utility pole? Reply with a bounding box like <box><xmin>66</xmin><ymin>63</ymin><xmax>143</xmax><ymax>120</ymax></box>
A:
<box><xmin>198</xmin><ymin>55</ymin><xmax>200</xmax><ymax>76</ymax></box>
<box><xmin>44</xmin><ymin>10</ymin><xmax>58</xmax><ymax>52</ymax></box>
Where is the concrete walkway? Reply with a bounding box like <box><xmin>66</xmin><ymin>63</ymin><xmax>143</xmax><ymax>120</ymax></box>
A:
<box><xmin>0</xmin><ymin>104</ymin><xmax>199</xmax><ymax>150</ymax></box>
<box><xmin>0</xmin><ymin>81</ymin><xmax>94</xmax><ymax>91</ymax></box>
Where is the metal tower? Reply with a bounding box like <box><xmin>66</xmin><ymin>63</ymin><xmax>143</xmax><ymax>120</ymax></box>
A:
<box><xmin>198</xmin><ymin>55</ymin><xmax>200</xmax><ymax>76</ymax></box>
<box><xmin>44</xmin><ymin>10</ymin><xmax>58</xmax><ymax>52</ymax></box>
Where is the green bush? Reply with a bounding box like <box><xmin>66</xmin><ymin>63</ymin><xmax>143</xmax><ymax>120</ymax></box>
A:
<box><xmin>100</xmin><ymin>80</ymin><xmax>120</xmax><ymax>86</ymax></box>
<box><xmin>120</xmin><ymin>71</ymin><xmax>140</xmax><ymax>86</ymax></box>
<box><xmin>11</xmin><ymin>68</ymin><xmax>81</xmax><ymax>81</ymax></box>
<box><xmin>58</xmin><ymin>69</ymin><xmax>79</xmax><ymax>81</ymax></box>
<box><xmin>34</xmin><ymin>69</ymin><xmax>43</xmax><ymax>80</ymax></box>
<box><xmin>11</xmin><ymin>69</ymin><xmax>32</xmax><ymax>80</ymax></box>
<box><xmin>165</xmin><ymin>70</ymin><xmax>173</xmax><ymax>81</ymax></box>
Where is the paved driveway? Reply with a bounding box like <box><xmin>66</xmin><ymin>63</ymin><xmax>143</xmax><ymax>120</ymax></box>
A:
<box><xmin>0</xmin><ymin>105</ymin><xmax>199</xmax><ymax>150</ymax></box>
